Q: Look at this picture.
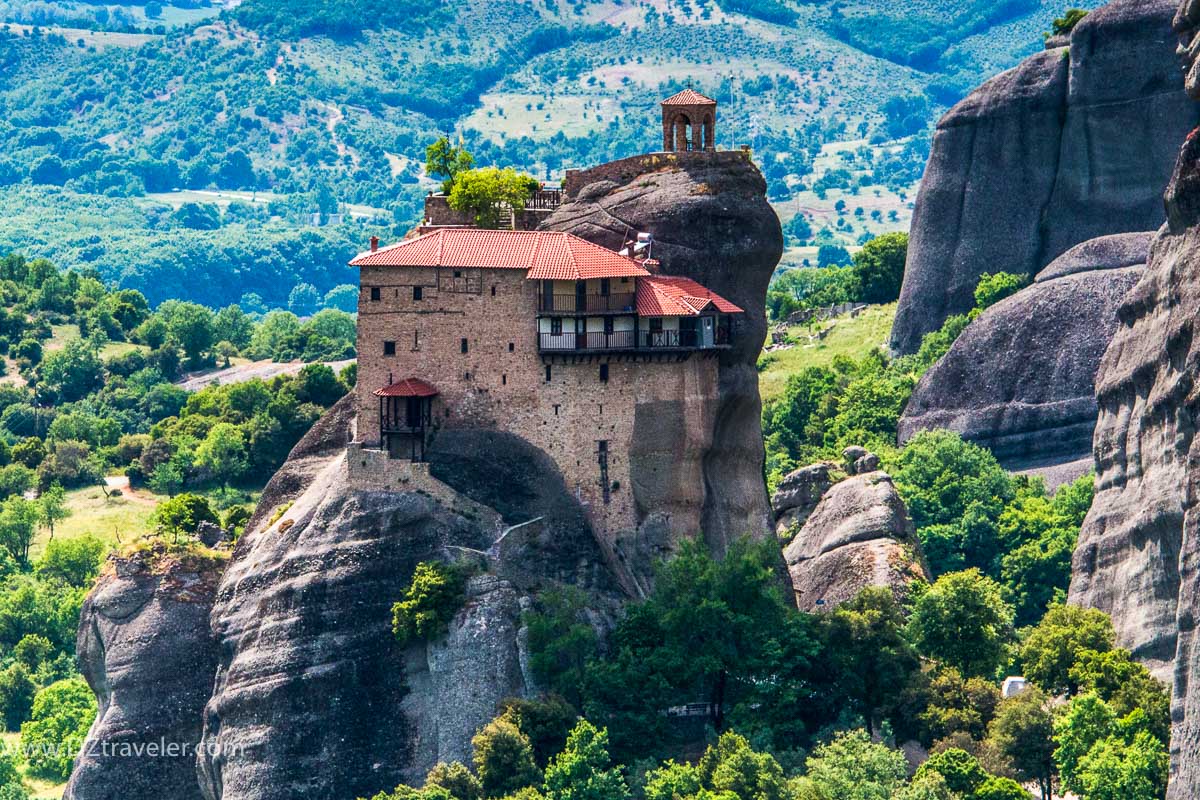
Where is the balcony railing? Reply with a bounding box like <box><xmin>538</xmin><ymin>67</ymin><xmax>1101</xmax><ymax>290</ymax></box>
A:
<box><xmin>641</xmin><ymin>330</ymin><xmax>699</xmax><ymax>349</ymax></box>
<box><xmin>539</xmin><ymin>331</ymin><xmax>636</xmax><ymax>351</ymax></box>
<box><xmin>526</xmin><ymin>189</ymin><xmax>563</xmax><ymax>210</ymax></box>
<box><xmin>539</xmin><ymin>293</ymin><xmax>637</xmax><ymax>313</ymax></box>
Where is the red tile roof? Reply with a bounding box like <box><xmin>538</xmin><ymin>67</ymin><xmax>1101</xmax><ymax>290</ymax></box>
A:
<box><xmin>662</xmin><ymin>88</ymin><xmax>717</xmax><ymax>106</ymax></box>
<box><xmin>350</xmin><ymin>229</ymin><xmax>651</xmax><ymax>281</ymax></box>
<box><xmin>374</xmin><ymin>378</ymin><xmax>439</xmax><ymax>398</ymax></box>
<box><xmin>636</xmin><ymin>276</ymin><xmax>743</xmax><ymax>317</ymax></box>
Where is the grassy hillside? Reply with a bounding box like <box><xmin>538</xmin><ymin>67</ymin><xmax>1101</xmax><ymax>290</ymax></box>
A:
<box><xmin>758</xmin><ymin>303</ymin><xmax>896</xmax><ymax>403</ymax></box>
<box><xmin>0</xmin><ymin>0</ymin><xmax>1103</xmax><ymax>308</ymax></box>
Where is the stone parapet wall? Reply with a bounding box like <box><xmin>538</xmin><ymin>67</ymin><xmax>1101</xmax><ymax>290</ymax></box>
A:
<box><xmin>562</xmin><ymin>150</ymin><xmax>751</xmax><ymax>199</ymax></box>
<box><xmin>346</xmin><ymin>444</ymin><xmax>505</xmax><ymax>533</ymax></box>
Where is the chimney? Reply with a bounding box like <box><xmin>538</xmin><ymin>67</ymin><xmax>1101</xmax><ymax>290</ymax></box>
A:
<box><xmin>370</xmin><ymin>236</ymin><xmax>379</xmax><ymax>253</ymax></box>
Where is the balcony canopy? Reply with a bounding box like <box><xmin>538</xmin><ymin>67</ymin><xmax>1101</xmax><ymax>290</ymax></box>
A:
<box><xmin>374</xmin><ymin>378</ymin><xmax>439</xmax><ymax>398</ymax></box>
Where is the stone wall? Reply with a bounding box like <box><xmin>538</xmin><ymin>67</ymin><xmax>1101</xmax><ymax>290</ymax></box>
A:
<box><xmin>563</xmin><ymin>150</ymin><xmax>752</xmax><ymax>199</ymax></box>
<box><xmin>422</xmin><ymin>194</ymin><xmax>555</xmax><ymax>232</ymax></box>
<box><xmin>355</xmin><ymin>265</ymin><xmax>722</xmax><ymax>552</ymax></box>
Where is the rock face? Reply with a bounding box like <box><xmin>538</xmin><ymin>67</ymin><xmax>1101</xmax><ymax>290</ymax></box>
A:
<box><xmin>772</xmin><ymin>462</ymin><xmax>836</xmax><ymax>538</ymax></box>
<box><xmin>196</xmin><ymin>429</ymin><xmax>624</xmax><ymax>800</ymax></box>
<box><xmin>891</xmin><ymin>0</ymin><xmax>1198</xmax><ymax>354</ymax></box>
<box><xmin>543</xmin><ymin>151</ymin><xmax>781</xmax><ymax>553</ymax></box>
<box><xmin>898</xmin><ymin>233</ymin><xmax>1148</xmax><ymax>474</ymax></box>
<box><xmin>781</xmin><ymin>456</ymin><xmax>928</xmax><ymax>611</ymax></box>
<box><xmin>1068</xmin><ymin>3</ymin><xmax>1200</xmax><ymax>794</ymax></box>
<box><xmin>65</xmin><ymin>545</ymin><xmax>224</xmax><ymax>800</ymax></box>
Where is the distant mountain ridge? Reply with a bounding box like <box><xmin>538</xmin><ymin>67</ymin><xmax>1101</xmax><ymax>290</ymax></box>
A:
<box><xmin>0</xmin><ymin>0</ymin><xmax>1100</xmax><ymax>308</ymax></box>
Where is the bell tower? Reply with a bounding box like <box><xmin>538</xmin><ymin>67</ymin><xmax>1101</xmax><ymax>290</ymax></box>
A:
<box><xmin>661</xmin><ymin>88</ymin><xmax>717</xmax><ymax>152</ymax></box>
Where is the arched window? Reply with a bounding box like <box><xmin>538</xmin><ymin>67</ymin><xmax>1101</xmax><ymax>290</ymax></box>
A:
<box><xmin>673</xmin><ymin>114</ymin><xmax>692</xmax><ymax>151</ymax></box>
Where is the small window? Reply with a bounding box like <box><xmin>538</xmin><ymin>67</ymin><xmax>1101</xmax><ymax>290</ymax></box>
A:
<box><xmin>545</xmin><ymin>365</ymin><xmax>552</xmax><ymax>383</ymax></box>
<box><xmin>383</xmin><ymin>341</ymin><xmax>396</xmax><ymax>356</ymax></box>
<box><xmin>491</xmin><ymin>285</ymin><xmax>497</xmax><ymax>297</ymax></box>
<box><xmin>413</xmin><ymin>286</ymin><xmax>423</xmax><ymax>301</ymax></box>
<box><xmin>597</xmin><ymin>441</ymin><xmax>608</xmax><ymax>454</ymax></box>
<box><xmin>454</xmin><ymin>270</ymin><xmax>462</xmax><ymax>278</ymax></box>
<box><xmin>550</xmin><ymin>318</ymin><xmax>563</xmax><ymax>336</ymax></box>
<box><xmin>599</xmin><ymin>364</ymin><xmax>609</xmax><ymax>383</ymax></box>
<box><xmin>502</xmin><ymin>374</ymin><xmax>507</xmax><ymax>386</ymax></box>
<box><xmin>412</xmin><ymin>330</ymin><xmax>420</xmax><ymax>351</ymax></box>
<box><xmin>370</xmin><ymin>287</ymin><xmax>381</xmax><ymax>302</ymax></box>
<box><xmin>508</xmin><ymin>342</ymin><xmax>515</xmax><ymax>352</ymax></box>
<box><xmin>461</xmin><ymin>338</ymin><xmax>469</xmax><ymax>354</ymax></box>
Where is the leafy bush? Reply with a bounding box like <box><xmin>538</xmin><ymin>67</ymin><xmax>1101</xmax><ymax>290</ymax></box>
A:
<box><xmin>392</xmin><ymin>562</ymin><xmax>468</xmax><ymax>646</ymax></box>
<box><xmin>20</xmin><ymin>677</ymin><xmax>96</xmax><ymax>781</ymax></box>
<box><xmin>973</xmin><ymin>272</ymin><xmax>1029</xmax><ymax>311</ymax></box>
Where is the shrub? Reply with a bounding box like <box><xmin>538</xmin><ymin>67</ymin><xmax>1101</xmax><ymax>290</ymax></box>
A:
<box><xmin>973</xmin><ymin>272</ymin><xmax>1029</xmax><ymax>311</ymax></box>
<box><xmin>20</xmin><ymin>677</ymin><xmax>97</xmax><ymax>781</ymax></box>
<box><xmin>392</xmin><ymin>561</ymin><xmax>468</xmax><ymax>646</ymax></box>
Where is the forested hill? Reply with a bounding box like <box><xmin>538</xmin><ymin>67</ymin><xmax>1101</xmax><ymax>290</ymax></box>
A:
<box><xmin>0</xmin><ymin>0</ymin><xmax>1100</xmax><ymax>310</ymax></box>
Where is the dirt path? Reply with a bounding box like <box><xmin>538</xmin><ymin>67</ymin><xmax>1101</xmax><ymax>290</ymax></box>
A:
<box><xmin>177</xmin><ymin>359</ymin><xmax>354</xmax><ymax>392</ymax></box>
<box><xmin>103</xmin><ymin>476</ymin><xmax>158</xmax><ymax>506</ymax></box>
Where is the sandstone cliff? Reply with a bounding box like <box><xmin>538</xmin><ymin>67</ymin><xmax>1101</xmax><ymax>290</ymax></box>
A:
<box><xmin>65</xmin><ymin>544</ymin><xmax>224</xmax><ymax>800</ymax></box>
<box><xmin>898</xmin><ymin>233</ymin><xmax>1148</xmax><ymax>480</ymax></box>
<box><xmin>542</xmin><ymin>151</ymin><xmax>781</xmax><ymax>555</ymax></box>
<box><xmin>775</xmin><ymin>451</ymin><xmax>928</xmax><ymax>611</ymax></box>
<box><xmin>891</xmin><ymin>0</ymin><xmax>1198</xmax><ymax>354</ymax></box>
<box><xmin>1067</xmin><ymin>5</ymin><xmax>1200</xmax><ymax>795</ymax></box>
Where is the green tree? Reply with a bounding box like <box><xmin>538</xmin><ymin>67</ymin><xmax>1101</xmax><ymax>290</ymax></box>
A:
<box><xmin>37</xmin><ymin>339</ymin><xmax>103</xmax><ymax>403</ymax></box>
<box><xmin>696</xmin><ymin>731</ymin><xmax>790</xmax><ymax>800</ymax></box>
<box><xmin>426</xmin><ymin>137</ymin><xmax>475</xmax><ymax>193</ymax></box>
<box><xmin>151</xmin><ymin>493</ymin><xmax>219</xmax><ymax>543</ymax></box>
<box><xmin>850</xmin><ymin>232</ymin><xmax>908</xmax><ymax>304</ymax></box>
<box><xmin>804</xmin><ymin>730</ymin><xmax>907</xmax><ymax>800</ymax></box>
<box><xmin>473</xmin><ymin>716</ymin><xmax>541</xmax><ymax>799</ymax></box>
<box><xmin>213</xmin><ymin>305</ymin><xmax>255</xmax><ymax>350</ymax></box>
<box><xmin>817</xmin><ymin>244</ymin><xmax>851</xmax><ymax>268</ymax></box>
<box><xmin>0</xmin><ymin>497</ymin><xmax>39</xmax><ymax>567</ymax></box>
<box><xmin>1068</xmin><ymin>649</ymin><xmax>1170</xmax><ymax>743</ymax></box>
<box><xmin>324</xmin><ymin>284</ymin><xmax>359</xmax><ymax>313</ymax></box>
<box><xmin>162</xmin><ymin>302</ymin><xmax>215</xmax><ymax>365</ymax></box>
<box><xmin>973</xmin><ymin>273</ymin><xmax>1029</xmax><ymax>311</ymax></box>
<box><xmin>988</xmin><ymin>688</ymin><xmax>1056</xmax><ymax>800</ymax></box>
<box><xmin>908</xmin><ymin>570</ymin><xmax>1014</xmax><ymax>679</ymax></box>
<box><xmin>425</xmin><ymin>761</ymin><xmax>482</xmax><ymax>800</ymax></box>
<box><xmin>1074</xmin><ymin>730</ymin><xmax>1166</xmax><ymax>800</ymax></box>
<box><xmin>913</xmin><ymin>748</ymin><xmax>987</xmax><ymax>797</ymax></box>
<box><xmin>448</xmin><ymin>167</ymin><xmax>538</xmax><ymax>229</ymax></box>
<box><xmin>818</xmin><ymin>587</ymin><xmax>919</xmax><ymax>736</ymax></box>
<box><xmin>524</xmin><ymin>587</ymin><xmax>598</xmax><ymax>709</ymax></box>
<box><xmin>542</xmin><ymin>720</ymin><xmax>625</xmax><ymax>800</ymax></box>
<box><xmin>0</xmin><ymin>663</ymin><xmax>35</xmax><ymax>731</ymax></box>
<box><xmin>35</xmin><ymin>536</ymin><xmax>104</xmax><ymax>588</ymax></box>
<box><xmin>36</xmin><ymin>483</ymin><xmax>68</xmax><ymax>543</ymax></box>
<box><xmin>498</xmin><ymin>696</ymin><xmax>579</xmax><ymax>769</ymax></box>
<box><xmin>1018</xmin><ymin>604</ymin><xmax>1114</xmax><ymax>696</ymax></box>
<box><xmin>392</xmin><ymin>562</ymin><xmax>468</xmax><ymax>646</ymax></box>
<box><xmin>1050</xmin><ymin>9</ymin><xmax>1088</xmax><ymax>36</ymax></box>
<box><xmin>20</xmin><ymin>677</ymin><xmax>97</xmax><ymax>781</ymax></box>
<box><xmin>289</xmin><ymin>283</ymin><xmax>321</xmax><ymax>316</ymax></box>
<box><xmin>974</xmin><ymin>776</ymin><xmax>1032</xmax><ymax>800</ymax></box>
<box><xmin>194</xmin><ymin>422</ymin><xmax>248</xmax><ymax>487</ymax></box>
<box><xmin>1053</xmin><ymin>692</ymin><xmax>1116</xmax><ymax>795</ymax></box>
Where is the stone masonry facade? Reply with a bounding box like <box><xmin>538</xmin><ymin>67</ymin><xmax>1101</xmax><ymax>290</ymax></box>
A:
<box><xmin>354</xmin><ymin>264</ymin><xmax>723</xmax><ymax>546</ymax></box>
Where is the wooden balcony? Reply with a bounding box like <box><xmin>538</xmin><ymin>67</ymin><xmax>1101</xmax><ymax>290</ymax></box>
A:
<box><xmin>538</xmin><ymin>327</ymin><xmax>733</xmax><ymax>353</ymax></box>
<box><xmin>538</xmin><ymin>292</ymin><xmax>637</xmax><ymax>314</ymax></box>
